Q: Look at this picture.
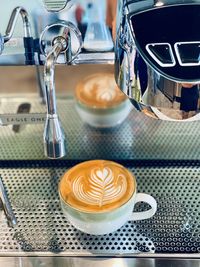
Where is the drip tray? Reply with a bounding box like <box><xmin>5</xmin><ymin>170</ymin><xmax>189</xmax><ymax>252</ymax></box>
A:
<box><xmin>0</xmin><ymin>160</ymin><xmax>199</xmax><ymax>256</ymax></box>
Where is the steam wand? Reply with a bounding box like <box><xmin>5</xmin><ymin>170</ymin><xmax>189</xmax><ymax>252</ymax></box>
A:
<box><xmin>43</xmin><ymin>36</ymin><xmax>68</xmax><ymax>159</ymax></box>
<box><xmin>40</xmin><ymin>21</ymin><xmax>82</xmax><ymax>159</ymax></box>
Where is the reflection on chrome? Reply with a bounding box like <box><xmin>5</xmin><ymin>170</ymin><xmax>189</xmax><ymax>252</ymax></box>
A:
<box><xmin>115</xmin><ymin>0</ymin><xmax>200</xmax><ymax>121</ymax></box>
<box><xmin>117</xmin><ymin>52</ymin><xmax>200</xmax><ymax>121</ymax></box>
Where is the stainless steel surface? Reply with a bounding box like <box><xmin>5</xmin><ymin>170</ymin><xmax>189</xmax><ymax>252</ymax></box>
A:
<box><xmin>115</xmin><ymin>0</ymin><xmax>200</xmax><ymax>121</ymax></box>
<box><xmin>73</xmin><ymin>52</ymin><xmax>114</xmax><ymax>65</ymax></box>
<box><xmin>3</xmin><ymin>7</ymin><xmax>31</xmax><ymax>42</ymax></box>
<box><xmin>0</xmin><ymin>52</ymin><xmax>115</xmax><ymax>66</ymax></box>
<box><xmin>2</xmin><ymin>96</ymin><xmax>200</xmax><ymax>160</ymax></box>
<box><xmin>0</xmin><ymin>160</ymin><xmax>199</xmax><ymax>256</ymax></box>
<box><xmin>0</xmin><ymin>257</ymin><xmax>200</xmax><ymax>267</ymax></box>
<box><xmin>0</xmin><ymin>176</ymin><xmax>17</xmax><ymax>228</ymax></box>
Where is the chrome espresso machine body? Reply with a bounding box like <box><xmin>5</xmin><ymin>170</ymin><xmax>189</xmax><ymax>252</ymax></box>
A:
<box><xmin>116</xmin><ymin>0</ymin><xmax>200</xmax><ymax>120</ymax></box>
<box><xmin>0</xmin><ymin>0</ymin><xmax>199</xmax><ymax>267</ymax></box>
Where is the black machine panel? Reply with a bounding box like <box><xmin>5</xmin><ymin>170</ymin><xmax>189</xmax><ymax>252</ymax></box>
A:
<box><xmin>130</xmin><ymin>4</ymin><xmax>200</xmax><ymax>81</ymax></box>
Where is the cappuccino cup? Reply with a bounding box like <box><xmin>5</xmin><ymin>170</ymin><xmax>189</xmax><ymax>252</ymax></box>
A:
<box><xmin>75</xmin><ymin>73</ymin><xmax>132</xmax><ymax>128</ymax></box>
<box><xmin>59</xmin><ymin>160</ymin><xmax>157</xmax><ymax>235</ymax></box>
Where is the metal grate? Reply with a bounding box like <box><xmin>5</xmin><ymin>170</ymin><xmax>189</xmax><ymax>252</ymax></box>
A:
<box><xmin>0</xmin><ymin>160</ymin><xmax>199</xmax><ymax>256</ymax></box>
<box><xmin>1</xmin><ymin>97</ymin><xmax>200</xmax><ymax>161</ymax></box>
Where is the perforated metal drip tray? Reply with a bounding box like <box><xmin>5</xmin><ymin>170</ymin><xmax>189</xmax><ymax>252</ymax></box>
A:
<box><xmin>0</xmin><ymin>160</ymin><xmax>199</xmax><ymax>257</ymax></box>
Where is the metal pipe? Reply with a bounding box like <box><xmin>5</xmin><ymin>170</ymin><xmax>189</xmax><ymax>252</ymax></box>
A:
<box><xmin>43</xmin><ymin>38</ymin><xmax>67</xmax><ymax>159</ymax></box>
<box><xmin>4</xmin><ymin>6</ymin><xmax>31</xmax><ymax>42</ymax></box>
<box><xmin>44</xmin><ymin>42</ymin><xmax>63</xmax><ymax>115</ymax></box>
<box><xmin>39</xmin><ymin>21</ymin><xmax>82</xmax><ymax>158</ymax></box>
<box><xmin>0</xmin><ymin>176</ymin><xmax>17</xmax><ymax>228</ymax></box>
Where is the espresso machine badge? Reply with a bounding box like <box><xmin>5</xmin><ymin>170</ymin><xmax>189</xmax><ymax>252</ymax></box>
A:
<box><xmin>0</xmin><ymin>113</ymin><xmax>46</xmax><ymax>126</ymax></box>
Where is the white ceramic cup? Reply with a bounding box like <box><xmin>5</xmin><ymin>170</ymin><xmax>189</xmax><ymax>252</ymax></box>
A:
<box><xmin>75</xmin><ymin>99</ymin><xmax>132</xmax><ymax>128</ymax></box>
<box><xmin>75</xmin><ymin>73</ymin><xmax>133</xmax><ymax>128</ymax></box>
<box><xmin>59</xmin><ymin>187</ymin><xmax>157</xmax><ymax>235</ymax></box>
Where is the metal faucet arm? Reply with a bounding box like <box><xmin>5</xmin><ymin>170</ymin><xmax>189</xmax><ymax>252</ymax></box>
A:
<box><xmin>4</xmin><ymin>6</ymin><xmax>31</xmax><ymax>42</ymax></box>
<box><xmin>1</xmin><ymin>6</ymin><xmax>35</xmax><ymax>65</ymax></box>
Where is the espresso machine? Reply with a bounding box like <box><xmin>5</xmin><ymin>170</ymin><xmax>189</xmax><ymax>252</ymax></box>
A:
<box><xmin>0</xmin><ymin>0</ymin><xmax>199</xmax><ymax>266</ymax></box>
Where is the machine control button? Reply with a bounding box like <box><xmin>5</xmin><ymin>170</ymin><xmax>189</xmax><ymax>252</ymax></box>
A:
<box><xmin>146</xmin><ymin>43</ymin><xmax>176</xmax><ymax>67</ymax></box>
<box><xmin>174</xmin><ymin>41</ymin><xmax>200</xmax><ymax>66</ymax></box>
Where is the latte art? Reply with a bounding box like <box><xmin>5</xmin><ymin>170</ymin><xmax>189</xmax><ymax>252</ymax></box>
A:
<box><xmin>84</xmin><ymin>76</ymin><xmax>117</xmax><ymax>103</ymax></box>
<box><xmin>72</xmin><ymin>167</ymin><xmax>127</xmax><ymax>207</ymax></box>
<box><xmin>96</xmin><ymin>89</ymin><xmax>116</xmax><ymax>102</ymax></box>
<box><xmin>59</xmin><ymin>160</ymin><xmax>135</xmax><ymax>213</ymax></box>
<box><xmin>75</xmin><ymin>73</ymin><xmax>127</xmax><ymax>108</ymax></box>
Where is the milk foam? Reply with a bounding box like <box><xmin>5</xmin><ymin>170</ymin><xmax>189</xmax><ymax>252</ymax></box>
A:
<box><xmin>72</xmin><ymin>167</ymin><xmax>127</xmax><ymax>207</ymax></box>
<box><xmin>75</xmin><ymin>73</ymin><xmax>128</xmax><ymax>109</ymax></box>
<box><xmin>59</xmin><ymin>160</ymin><xmax>135</xmax><ymax>213</ymax></box>
<box><xmin>83</xmin><ymin>76</ymin><xmax>118</xmax><ymax>103</ymax></box>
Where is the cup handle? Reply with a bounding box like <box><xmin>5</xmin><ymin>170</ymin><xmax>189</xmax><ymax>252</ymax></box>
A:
<box><xmin>130</xmin><ymin>193</ymin><xmax>157</xmax><ymax>221</ymax></box>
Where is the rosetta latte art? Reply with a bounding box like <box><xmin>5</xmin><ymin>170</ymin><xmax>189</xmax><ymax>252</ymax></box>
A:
<box><xmin>96</xmin><ymin>88</ymin><xmax>116</xmax><ymax>102</ymax></box>
<box><xmin>72</xmin><ymin>167</ymin><xmax>127</xmax><ymax>207</ymax></box>
<box><xmin>84</xmin><ymin>77</ymin><xmax>117</xmax><ymax>103</ymax></box>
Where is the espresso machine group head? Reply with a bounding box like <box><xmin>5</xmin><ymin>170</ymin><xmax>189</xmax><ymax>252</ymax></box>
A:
<box><xmin>115</xmin><ymin>0</ymin><xmax>200</xmax><ymax>121</ymax></box>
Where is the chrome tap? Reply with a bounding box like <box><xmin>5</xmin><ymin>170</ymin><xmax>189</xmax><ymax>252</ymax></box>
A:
<box><xmin>40</xmin><ymin>21</ymin><xmax>82</xmax><ymax>159</ymax></box>
<box><xmin>0</xmin><ymin>176</ymin><xmax>17</xmax><ymax>228</ymax></box>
